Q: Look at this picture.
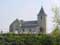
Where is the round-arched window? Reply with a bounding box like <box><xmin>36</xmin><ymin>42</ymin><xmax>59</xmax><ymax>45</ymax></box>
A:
<box><xmin>40</xmin><ymin>27</ymin><xmax>43</xmax><ymax>32</ymax></box>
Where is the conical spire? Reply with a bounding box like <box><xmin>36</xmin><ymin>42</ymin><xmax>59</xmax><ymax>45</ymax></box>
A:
<box><xmin>38</xmin><ymin>6</ymin><xmax>46</xmax><ymax>16</ymax></box>
<box><xmin>40</xmin><ymin>6</ymin><xmax>44</xmax><ymax>13</ymax></box>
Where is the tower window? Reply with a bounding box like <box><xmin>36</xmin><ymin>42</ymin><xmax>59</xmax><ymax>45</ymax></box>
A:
<box><xmin>22</xmin><ymin>29</ymin><xmax>24</xmax><ymax>32</ymax></box>
<box><xmin>41</xmin><ymin>16</ymin><xmax>42</xmax><ymax>20</ymax></box>
<box><xmin>40</xmin><ymin>27</ymin><xmax>43</xmax><ymax>32</ymax></box>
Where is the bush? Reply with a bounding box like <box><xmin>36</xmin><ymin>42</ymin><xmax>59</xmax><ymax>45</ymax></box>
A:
<box><xmin>0</xmin><ymin>33</ymin><xmax>60</xmax><ymax>45</ymax></box>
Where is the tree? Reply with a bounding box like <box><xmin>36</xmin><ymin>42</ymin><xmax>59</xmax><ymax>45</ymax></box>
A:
<box><xmin>52</xmin><ymin>6</ymin><xmax>60</xmax><ymax>29</ymax></box>
<box><xmin>51</xmin><ymin>6</ymin><xmax>60</xmax><ymax>45</ymax></box>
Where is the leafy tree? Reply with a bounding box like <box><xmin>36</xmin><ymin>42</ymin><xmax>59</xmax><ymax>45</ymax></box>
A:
<box><xmin>52</xmin><ymin>6</ymin><xmax>60</xmax><ymax>29</ymax></box>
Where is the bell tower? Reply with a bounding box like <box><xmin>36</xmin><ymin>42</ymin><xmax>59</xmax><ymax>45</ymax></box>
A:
<box><xmin>37</xmin><ymin>7</ymin><xmax>46</xmax><ymax>34</ymax></box>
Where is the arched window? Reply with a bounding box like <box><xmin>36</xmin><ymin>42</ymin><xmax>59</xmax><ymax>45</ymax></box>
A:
<box><xmin>40</xmin><ymin>27</ymin><xmax>43</xmax><ymax>32</ymax></box>
<box><xmin>22</xmin><ymin>29</ymin><xmax>24</xmax><ymax>32</ymax></box>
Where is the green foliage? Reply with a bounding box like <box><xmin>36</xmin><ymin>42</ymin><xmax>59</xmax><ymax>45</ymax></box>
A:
<box><xmin>0</xmin><ymin>32</ymin><xmax>60</xmax><ymax>45</ymax></box>
<box><xmin>0</xmin><ymin>33</ymin><xmax>53</xmax><ymax>45</ymax></box>
<box><xmin>52</xmin><ymin>6</ymin><xmax>60</xmax><ymax>25</ymax></box>
<box><xmin>51</xmin><ymin>25</ymin><xmax>60</xmax><ymax>45</ymax></box>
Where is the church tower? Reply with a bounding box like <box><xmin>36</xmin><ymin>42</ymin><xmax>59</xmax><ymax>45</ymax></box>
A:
<box><xmin>37</xmin><ymin>7</ymin><xmax>46</xmax><ymax>34</ymax></box>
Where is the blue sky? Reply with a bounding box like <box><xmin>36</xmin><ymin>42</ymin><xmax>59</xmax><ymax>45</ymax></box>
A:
<box><xmin>0</xmin><ymin>0</ymin><xmax>60</xmax><ymax>33</ymax></box>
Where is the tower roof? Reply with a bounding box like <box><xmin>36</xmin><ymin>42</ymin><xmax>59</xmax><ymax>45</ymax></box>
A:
<box><xmin>40</xmin><ymin>7</ymin><xmax>44</xmax><ymax>13</ymax></box>
<box><xmin>38</xmin><ymin>7</ymin><xmax>46</xmax><ymax>16</ymax></box>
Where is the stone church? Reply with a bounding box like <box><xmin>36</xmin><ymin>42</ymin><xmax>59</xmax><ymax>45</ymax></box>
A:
<box><xmin>9</xmin><ymin>7</ymin><xmax>47</xmax><ymax>34</ymax></box>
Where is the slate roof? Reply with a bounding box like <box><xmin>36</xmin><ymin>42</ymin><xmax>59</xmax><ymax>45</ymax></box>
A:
<box><xmin>10</xmin><ymin>19</ymin><xmax>19</xmax><ymax>28</ymax></box>
<box><xmin>22</xmin><ymin>21</ymin><xmax>38</xmax><ymax>28</ymax></box>
<box><xmin>38</xmin><ymin>7</ymin><xmax>46</xmax><ymax>16</ymax></box>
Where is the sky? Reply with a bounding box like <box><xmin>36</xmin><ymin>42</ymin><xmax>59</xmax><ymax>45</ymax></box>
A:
<box><xmin>0</xmin><ymin>0</ymin><xmax>60</xmax><ymax>33</ymax></box>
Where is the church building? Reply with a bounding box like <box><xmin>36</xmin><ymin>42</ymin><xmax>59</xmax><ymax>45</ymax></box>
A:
<box><xmin>9</xmin><ymin>7</ymin><xmax>47</xmax><ymax>34</ymax></box>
